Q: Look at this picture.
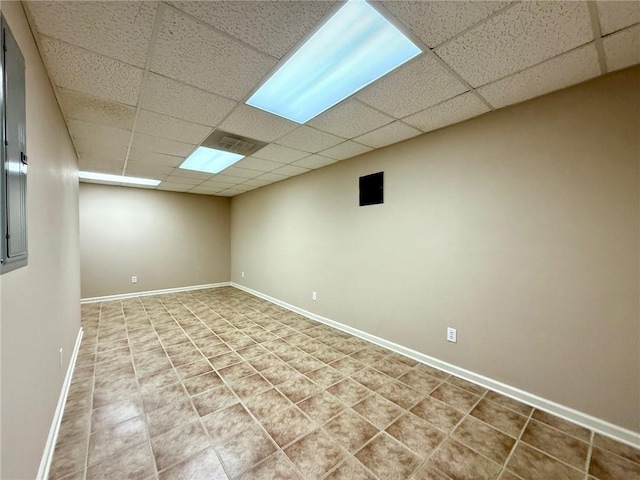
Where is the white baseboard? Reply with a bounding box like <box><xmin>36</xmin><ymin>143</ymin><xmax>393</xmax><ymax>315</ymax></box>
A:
<box><xmin>37</xmin><ymin>327</ymin><xmax>84</xmax><ymax>480</ymax></box>
<box><xmin>231</xmin><ymin>282</ymin><xmax>640</xmax><ymax>449</ymax></box>
<box><xmin>81</xmin><ymin>282</ymin><xmax>231</xmax><ymax>304</ymax></box>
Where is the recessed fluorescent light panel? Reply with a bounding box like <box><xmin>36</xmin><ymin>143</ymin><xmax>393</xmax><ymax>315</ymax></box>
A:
<box><xmin>179</xmin><ymin>146</ymin><xmax>244</xmax><ymax>174</ymax></box>
<box><xmin>78</xmin><ymin>171</ymin><xmax>160</xmax><ymax>186</ymax></box>
<box><xmin>246</xmin><ymin>0</ymin><xmax>421</xmax><ymax>123</ymax></box>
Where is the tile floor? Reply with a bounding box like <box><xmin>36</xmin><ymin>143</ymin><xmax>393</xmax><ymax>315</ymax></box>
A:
<box><xmin>50</xmin><ymin>287</ymin><xmax>640</xmax><ymax>480</ymax></box>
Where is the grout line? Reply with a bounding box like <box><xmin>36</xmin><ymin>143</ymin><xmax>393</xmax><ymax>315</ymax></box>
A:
<box><xmin>497</xmin><ymin>407</ymin><xmax>535</xmax><ymax>479</ymax></box>
<box><xmin>585</xmin><ymin>430</ymin><xmax>595</xmax><ymax>480</ymax></box>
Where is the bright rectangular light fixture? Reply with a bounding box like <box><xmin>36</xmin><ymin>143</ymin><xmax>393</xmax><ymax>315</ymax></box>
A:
<box><xmin>246</xmin><ymin>0</ymin><xmax>421</xmax><ymax>123</ymax></box>
<box><xmin>179</xmin><ymin>146</ymin><xmax>244</xmax><ymax>174</ymax></box>
<box><xmin>78</xmin><ymin>171</ymin><xmax>161</xmax><ymax>186</ymax></box>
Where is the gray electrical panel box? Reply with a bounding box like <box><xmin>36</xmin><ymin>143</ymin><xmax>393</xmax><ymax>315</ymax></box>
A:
<box><xmin>1</xmin><ymin>15</ymin><xmax>28</xmax><ymax>273</ymax></box>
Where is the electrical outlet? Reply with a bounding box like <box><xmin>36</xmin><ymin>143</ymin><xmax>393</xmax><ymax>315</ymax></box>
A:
<box><xmin>241</xmin><ymin>271</ymin><xmax>245</xmax><ymax>278</ymax></box>
<box><xmin>312</xmin><ymin>291</ymin><xmax>317</xmax><ymax>301</ymax></box>
<box><xmin>131</xmin><ymin>275</ymin><xmax>138</xmax><ymax>283</ymax></box>
<box><xmin>59</xmin><ymin>348</ymin><xmax>64</xmax><ymax>368</ymax></box>
<box><xmin>447</xmin><ymin>327</ymin><xmax>457</xmax><ymax>343</ymax></box>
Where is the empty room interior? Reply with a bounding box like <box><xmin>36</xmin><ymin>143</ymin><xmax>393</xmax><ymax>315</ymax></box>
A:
<box><xmin>1</xmin><ymin>0</ymin><xmax>639</xmax><ymax>479</ymax></box>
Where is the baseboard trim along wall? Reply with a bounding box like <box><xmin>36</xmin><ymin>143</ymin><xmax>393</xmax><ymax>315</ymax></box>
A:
<box><xmin>80</xmin><ymin>282</ymin><xmax>232</xmax><ymax>304</ymax></box>
<box><xmin>37</xmin><ymin>327</ymin><xmax>84</xmax><ymax>480</ymax></box>
<box><xmin>231</xmin><ymin>282</ymin><xmax>640</xmax><ymax>449</ymax></box>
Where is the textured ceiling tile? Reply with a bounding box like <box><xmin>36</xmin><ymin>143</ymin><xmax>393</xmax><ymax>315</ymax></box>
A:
<box><xmin>436</xmin><ymin>1</ymin><xmax>593</xmax><ymax>88</ymax></box>
<box><xmin>135</xmin><ymin>110</ymin><xmax>212</xmax><ymax>145</ymax></box>
<box><xmin>291</xmin><ymin>155</ymin><xmax>337</xmax><ymax>170</ymax></box>
<box><xmin>307</xmin><ymin>99</ymin><xmax>395</xmax><ymax>138</ymax></box>
<box><xmin>162</xmin><ymin>175</ymin><xmax>203</xmax><ymax>185</ymax></box>
<box><xmin>201</xmin><ymin>179</ymin><xmax>240</xmax><ymax>188</ymax></box>
<box><xmin>208</xmin><ymin>174</ymin><xmax>247</xmax><ymax>185</ymax></box>
<box><xmin>167</xmin><ymin>168</ymin><xmax>213</xmax><ymax>180</ymax></box>
<box><xmin>320</xmin><ymin>141</ymin><xmax>373</xmax><ymax>161</ymax></box>
<box><xmin>57</xmin><ymin>87</ymin><xmax>136</xmax><ymax>131</ymax></box>
<box><xmin>78</xmin><ymin>158</ymin><xmax>123</xmax><ymax>174</ymax></box>
<box><xmin>271</xmin><ymin>165</ymin><xmax>310</xmax><ymax>177</ymax></box>
<box><xmin>603</xmin><ymin>25</ymin><xmax>640</xmax><ymax>72</ymax></box>
<box><xmin>243</xmin><ymin>178</ymin><xmax>273</xmax><ymax>187</ymax></box>
<box><xmin>140</xmin><ymin>73</ymin><xmax>236</xmax><ymax>127</ymax></box>
<box><xmin>124</xmin><ymin>162</ymin><xmax>175</xmax><ymax>178</ymax></box>
<box><xmin>219</xmin><ymin>105</ymin><xmax>299</xmax><ymax>143</ymax></box>
<box><xmin>128</xmin><ymin>149</ymin><xmax>184</xmax><ymax>167</ymax></box>
<box><xmin>252</xmin><ymin>144</ymin><xmax>308</xmax><ymax>163</ymax></box>
<box><xmin>151</xmin><ymin>7</ymin><xmax>277</xmax><ymax>100</ymax></box>
<box><xmin>41</xmin><ymin>37</ymin><xmax>143</xmax><ymax>106</ymax></box>
<box><xmin>74</xmin><ymin>140</ymin><xmax>128</xmax><ymax>162</ymax></box>
<box><xmin>157</xmin><ymin>182</ymin><xmax>192</xmax><ymax>192</ymax></box>
<box><xmin>256</xmin><ymin>172</ymin><xmax>289</xmax><ymax>183</ymax></box>
<box><xmin>131</xmin><ymin>134</ymin><xmax>195</xmax><ymax>158</ymax></box>
<box><xmin>28</xmin><ymin>1</ymin><xmax>157</xmax><ymax>68</ymax></box>
<box><xmin>234</xmin><ymin>157</ymin><xmax>284</xmax><ymax>172</ymax></box>
<box><xmin>404</xmin><ymin>93</ymin><xmax>489</xmax><ymax>133</ymax></box>
<box><xmin>380</xmin><ymin>0</ymin><xmax>512</xmax><ymax>48</ymax></box>
<box><xmin>477</xmin><ymin>44</ymin><xmax>600</xmax><ymax>109</ymax></box>
<box><xmin>169</xmin><ymin>1</ymin><xmax>336</xmax><ymax>59</ymax></box>
<box><xmin>354</xmin><ymin>122</ymin><xmax>422</xmax><ymax>149</ymax></box>
<box><xmin>597</xmin><ymin>1</ymin><xmax>640</xmax><ymax>35</ymax></box>
<box><xmin>276</xmin><ymin>126</ymin><xmax>345</xmax><ymax>153</ymax></box>
<box><xmin>220</xmin><ymin>166</ymin><xmax>264</xmax><ymax>179</ymax></box>
<box><xmin>190</xmin><ymin>186</ymin><xmax>226</xmax><ymax>194</ymax></box>
<box><xmin>356</xmin><ymin>55</ymin><xmax>468</xmax><ymax>118</ymax></box>
<box><xmin>68</xmin><ymin>120</ymin><xmax>131</xmax><ymax>147</ymax></box>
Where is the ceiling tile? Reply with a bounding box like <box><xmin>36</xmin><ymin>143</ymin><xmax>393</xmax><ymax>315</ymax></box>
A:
<box><xmin>139</xmin><ymin>73</ymin><xmax>236</xmax><ymax>127</ymax></box>
<box><xmin>435</xmin><ymin>1</ymin><xmax>593</xmax><ymax>88</ymax></box>
<box><xmin>57</xmin><ymin>87</ymin><xmax>136</xmax><ymax>131</ymax></box>
<box><xmin>131</xmin><ymin>133</ymin><xmax>195</xmax><ymax>158</ymax></box>
<box><xmin>356</xmin><ymin>55</ymin><xmax>468</xmax><ymax>118</ymax></box>
<box><xmin>78</xmin><ymin>158</ymin><xmax>123</xmax><ymax>175</ymax></box>
<box><xmin>150</xmin><ymin>7</ymin><xmax>277</xmax><ymax>100</ymax></box>
<box><xmin>200</xmin><ymin>179</ymin><xmax>239</xmax><ymax>189</ymax></box>
<box><xmin>256</xmin><ymin>172</ymin><xmax>289</xmax><ymax>183</ymax></box>
<box><xmin>271</xmin><ymin>165</ymin><xmax>310</xmax><ymax>177</ymax></box>
<box><xmin>166</xmin><ymin>168</ymin><xmax>213</xmax><ymax>180</ymax></box>
<box><xmin>243</xmin><ymin>178</ymin><xmax>273</xmax><ymax>187</ymax></box>
<box><xmin>127</xmin><ymin>149</ymin><xmax>184</xmax><ymax>167</ymax></box>
<box><xmin>41</xmin><ymin>36</ymin><xmax>143</xmax><ymax>106</ymax></box>
<box><xmin>190</xmin><ymin>186</ymin><xmax>226</xmax><ymax>195</ymax></box>
<box><xmin>206</xmin><ymin>174</ymin><xmax>246</xmax><ymax>185</ymax></box>
<box><xmin>276</xmin><ymin>126</ymin><xmax>344</xmax><ymax>153</ymax></box>
<box><xmin>252</xmin><ymin>144</ymin><xmax>308</xmax><ymax>163</ymax></box>
<box><xmin>68</xmin><ymin>120</ymin><xmax>131</xmax><ymax>147</ymax></box>
<box><xmin>603</xmin><ymin>25</ymin><xmax>640</xmax><ymax>72</ymax></box>
<box><xmin>320</xmin><ymin>141</ymin><xmax>373</xmax><ymax>161</ymax></box>
<box><xmin>124</xmin><ymin>162</ymin><xmax>175</xmax><ymax>178</ymax></box>
<box><xmin>404</xmin><ymin>93</ymin><xmax>489</xmax><ymax>133</ymax></box>
<box><xmin>477</xmin><ymin>44</ymin><xmax>601</xmax><ymax>109</ymax></box>
<box><xmin>27</xmin><ymin>1</ymin><xmax>157</xmax><ymax>68</ymax></box>
<box><xmin>307</xmin><ymin>99</ymin><xmax>395</xmax><ymax>138</ymax></box>
<box><xmin>354</xmin><ymin>122</ymin><xmax>422</xmax><ymax>149</ymax></box>
<box><xmin>75</xmin><ymin>141</ymin><xmax>127</xmax><ymax>163</ymax></box>
<box><xmin>157</xmin><ymin>182</ymin><xmax>192</xmax><ymax>192</ymax></box>
<box><xmin>219</xmin><ymin>105</ymin><xmax>298</xmax><ymax>143</ymax></box>
<box><xmin>597</xmin><ymin>1</ymin><xmax>640</xmax><ymax>35</ymax></box>
<box><xmin>219</xmin><ymin>167</ymin><xmax>263</xmax><ymax>179</ymax></box>
<box><xmin>234</xmin><ymin>157</ymin><xmax>284</xmax><ymax>172</ymax></box>
<box><xmin>162</xmin><ymin>175</ymin><xmax>203</xmax><ymax>186</ymax></box>
<box><xmin>135</xmin><ymin>110</ymin><xmax>212</xmax><ymax>145</ymax></box>
<box><xmin>169</xmin><ymin>1</ymin><xmax>336</xmax><ymax>59</ymax></box>
<box><xmin>215</xmin><ymin>190</ymin><xmax>242</xmax><ymax>197</ymax></box>
<box><xmin>380</xmin><ymin>0</ymin><xmax>512</xmax><ymax>48</ymax></box>
<box><xmin>291</xmin><ymin>155</ymin><xmax>337</xmax><ymax>170</ymax></box>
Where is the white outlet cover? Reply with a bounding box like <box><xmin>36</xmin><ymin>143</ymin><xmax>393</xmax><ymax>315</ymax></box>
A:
<box><xmin>312</xmin><ymin>291</ymin><xmax>317</xmax><ymax>300</ymax></box>
<box><xmin>447</xmin><ymin>327</ymin><xmax>457</xmax><ymax>343</ymax></box>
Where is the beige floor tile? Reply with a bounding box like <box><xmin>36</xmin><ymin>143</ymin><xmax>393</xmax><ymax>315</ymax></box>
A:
<box><xmin>355</xmin><ymin>432</ymin><xmax>421</xmax><ymax>480</ymax></box>
<box><xmin>284</xmin><ymin>429</ymin><xmax>347</xmax><ymax>480</ymax></box>
<box><xmin>324</xmin><ymin>410</ymin><xmax>379</xmax><ymax>453</ymax></box>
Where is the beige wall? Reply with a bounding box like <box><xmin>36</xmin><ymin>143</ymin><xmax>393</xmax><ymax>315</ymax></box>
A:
<box><xmin>231</xmin><ymin>67</ymin><xmax>640</xmax><ymax>433</ymax></box>
<box><xmin>1</xmin><ymin>2</ymin><xmax>81</xmax><ymax>478</ymax></box>
<box><xmin>80</xmin><ymin>184</ymin><xmax>230</xmax><ymax>298</ymax></box>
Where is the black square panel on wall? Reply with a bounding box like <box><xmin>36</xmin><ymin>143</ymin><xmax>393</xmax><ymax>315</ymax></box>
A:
<box><xmin>359</xmin><ymin>172</ymin><xmax>384</xmax><ymax>206</ymax></box>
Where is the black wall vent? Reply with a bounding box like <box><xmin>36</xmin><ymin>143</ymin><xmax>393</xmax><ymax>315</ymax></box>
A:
<box><xmin>359</xmin><ymin>172</ymin><xmax>384</xmax><ymax>206</ymax></box>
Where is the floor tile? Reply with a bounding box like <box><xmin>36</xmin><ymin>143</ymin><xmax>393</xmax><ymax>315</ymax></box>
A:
<box><xmin>244</xmin><ymin>388</ymin><xmax>293</xmax><ymax>421</ymax></box>
<box><xmin>87</xmin><ymin>416</ymin><xmax>148</xmax><ymax>466</ymax></box>
<box><xmin>397</xmin><ymin>369</ymin><xmax>442</xmax><ymax>394</ymax></box>
<box><xmin>353</xmin><ymin>393</ymin><xmax>404</xmax><ymax>429</ymax></box>
<box><xmin>431</xmin><ymin>438</ymin><xmax>501</xmax><ymax>480</ymax></box>
<box><xmin>470</xmin><ymin>399</ymin><xmax>528</xmax><ymax>437</ymax></box>
<box><xmin>410</xmin><ymin>396</ymin><xmax>464</xmax><ymax>433</ymax></box>
<box><xmin>327</xmin><ymin>378</ymin><xmax>371</xmax><ymax>406</ymax></box>
<box><xmin>484</xmin><ymin>391</ymin><xmax>533</xmax><ymax>417</ymax></box>
<box><xmin>182</xmin><ymin>371</ymin><xmax>223</xmax><ymax>396</ymax></box>
<box><xmin>589</xmin><ymin>446</ymin><xmax>640</xmax><ymax>480</ymax></box>
<box><xmin>150</xmin><ymin>421</ymin><xmax>210</xmax><ymax>471</ymax></box>
<box><xmin>520</xmin><ymin>419</ymin><xmax>588</xmax><ymax>470</ymax></box>
<box><xmin>507</xmin><ymin>443</ymin><xmax>584</xmax><ymax>480</ymax></box>
<box><xmin>593</xmin><ymin>433</ymin><xmax>640</xmax><ymax>464</ymax></box>
<box><xmin>233</xmin><ymin>452</ymin><xmax>303</xmax><ymax>480</ymax></box>
<box><xmin>377</xmin><ymin>380</ymin><xmax>425</xmax><ymax>409</ymax></box>
<box><xmin>430</xmin><ymin>383</ymin><xmax>480</xmax><ymax>413</ymax></box>
<box><xmin>324</xmin><ymin>457</ymin><xmax>377</xmax><ymax>479</ymax></box>
<box><xmin>278</xmin><ymin>374</ymin><xmax>322</xmax><ymax>403</ymax></box>
<box><xmin>146</xmin><ymin>398</ymin><xmax>199</xmax><ymax>438</ymax></box>
<box><xmin>305</xmin><ymin>366</ymin><xmax>345</xmax><ymax>388</ymax></box>
<box><xmin>140</xmin><ymin>382</ymin><xmax>189</xmax><ymax>414</ymax></box>
<box><xmin>531</xmin><ymin>410</ymin><xmax>591</xmax><ymax>442</ymax></box>
<box><xmin>192</xmin><ymin>385</ymin><xmax>238</xmax><ymax>416</ymax></box>
<box><xmin>229</xmin><ymin>373</ymin><xmax>271</xmax><ymax>400</ymax></box>
<box><xmin>85</xmin><ymin>441</ymin><xmax>155</xmax><ymax>480</ymax></box>
<box><xmin>411</xmin><ymin>463</ymin><xmax>454</xmax><ymax>480</ymax></box>
<box><xmin>284</xmin><ymin>429</ymin><xmax>347</xmax><ymax>480</ymax></box>
<box><xmin>49</xmin><ymin>437</ymin><xmax>87</xmax><ymax>480</ymax></box>
<box><xmin>386</xmin><ymin>412</ymin><xmax>446</xmax><ymax>457</ymax></box>
<box><xmin>452</xmin><ymin>416</ymin><xmax>516</xmax><ymax>464</ymax></box>
<box><xmin>323</xmin><ymin>410</ymin><xmax>379</xmax><ymax>453</ymax></box>
<box><xmin>297</xmin><ymin>392</ymin><xmax>345</xmax><ymax>424</ymax></box>
<box><xmin>213</xmin><ymin>422</ymin><xmax>277</xmax><ymax>477</ymax></box>
<box><xmin>261</xmin><ymin>405</ymin><xmax>316</xmax><ymax>447</ymax></box>
<box><xmin>355</xmin><ymin>432</ymin><xmax>421</xmax><ymax>480</ymax></box>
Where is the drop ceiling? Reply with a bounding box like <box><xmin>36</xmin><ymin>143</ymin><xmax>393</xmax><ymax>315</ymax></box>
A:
<box><xmin>23</xmin><ymin>0</ymin><xmax>640</xmax><ymax>197</ymax></box>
